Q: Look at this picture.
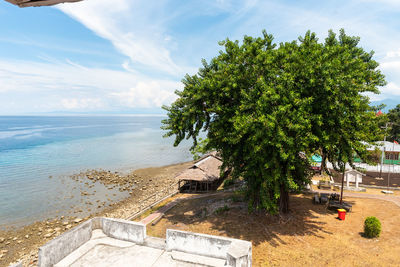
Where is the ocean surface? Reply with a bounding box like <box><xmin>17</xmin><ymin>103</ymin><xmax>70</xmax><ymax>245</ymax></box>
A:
<box><xmin>0</xmin><ymin>115</ymin><xmax>192</xmax><ymax>228</ymax></box>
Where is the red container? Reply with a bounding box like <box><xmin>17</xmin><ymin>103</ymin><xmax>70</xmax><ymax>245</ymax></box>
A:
<box><xmin>338</xmin><ymin>209</ymin><xmax>346</xmax><ymax>220</ymax></box>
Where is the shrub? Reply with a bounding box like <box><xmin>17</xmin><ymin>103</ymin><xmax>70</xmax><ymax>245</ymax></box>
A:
<box><xmin>364</xmin><ymin>216</ymin><xmax>381</xmax><ymax>238</ymax></box>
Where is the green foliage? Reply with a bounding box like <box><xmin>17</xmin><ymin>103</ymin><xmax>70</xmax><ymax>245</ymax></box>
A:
<box><xmin>365</xmin><ymin>148</ymin><xmax>382</xmax><ymax>166</ymax></box>
<box><xmin>190</xmin><ymin>138</ymin><xmax>211</xmax><ymax>160</ymax></box>
<box><xmin>364</xmin><ymin>216</ymin><xmax>381</xmax><ymax>238</ymax></box>
<box><xmin>313</xmin><ymin>30</ymin><xmax>386</xmax><ymax>174</ymax></box>
<box><xmin>162</xmin><ymin>29</ymin><xmax>385</xmax><ymax>213</ymax></box>
<box><xmin>223</xmin><ymin>178</ymin><xmax>235</xmax><ymax>188</ymax></box>
<box><xmin>215</xmin><ymin>205</ymin><xmax>230</xmax><ymax>215</ymax></box>
<box><xmin>388</xmin><ymin>104</ymin><xmax>400</xmax><ymax>141</ymax></box>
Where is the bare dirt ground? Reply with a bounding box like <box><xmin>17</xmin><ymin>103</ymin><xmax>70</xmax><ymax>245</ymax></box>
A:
<box><xmin>146</xmin><ymin>192</ymin><xmax>400</xmax><ymax>267</ymax></box>
<box><xmin>0</xmin><ymin>161</ymin><xmax>193</xmax><ymax>267</ymax></box>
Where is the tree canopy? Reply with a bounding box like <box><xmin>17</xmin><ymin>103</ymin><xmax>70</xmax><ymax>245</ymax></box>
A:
<box><xmin>162</xmin><ymin>29</ymin><xmax>386</xmax><ymax>213</ymax></box>
<box><xmin>388</xmin><ymin>104</ymin><xmax>400</xmax><ymax>141</ymax></box>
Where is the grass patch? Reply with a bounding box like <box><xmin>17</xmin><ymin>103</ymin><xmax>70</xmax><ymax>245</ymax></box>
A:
<box><xmin>133</xmin><ymin>197</ymin><xmax>173</xmax><ymax>221</ymax></box>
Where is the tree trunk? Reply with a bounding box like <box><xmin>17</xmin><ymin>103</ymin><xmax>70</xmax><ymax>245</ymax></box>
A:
<box><xmin>279</xmin><ymin>184</ymin><xmax>290</xmax><ymax>213</ymax></box>
<box><xmin>321</xmin><ymin>150</ymin><xmax>328</xmax><ymax>175</ymax></box>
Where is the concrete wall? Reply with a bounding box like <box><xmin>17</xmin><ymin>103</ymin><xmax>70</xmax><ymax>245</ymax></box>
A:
<box><xmin>38</xmin><ymin>218</ymin><xmax>250</xmax><ymax>267</ymax></box>
<box><xmin>38</xmin><ymin>219</ymin><xmax>93</xmax><ymax>267</ymax></box>
<box><xmin>227</xmin><ymin>241</ymin><xmax>252</xmax><ymax>267</ymax></box>
<box><xmin>101</xmin><ymin>217</ymin><xmax>146</xmax><ymax>244</ymax></box>
<box><xmin>38</xmin><ymin>217</ymin><xmax>146</xmax><ymax>267</ymax></box>
<box><xmin>326</xmin><ymin>162</ymin><xmax>400</xmax><ymax>173</ymax></box>
<box><xmin>166</xmin><ymin>229</ymin><xmax>252</xmax><ymax>266</ymax></box>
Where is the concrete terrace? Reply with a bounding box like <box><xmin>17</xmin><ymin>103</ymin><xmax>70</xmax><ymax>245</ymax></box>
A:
<box><xmin>37</xmin><ymin>217</ymin><xmax>252</xmax><ymax>267</ymax></box>
<box><xmin>55</xmin><ymin>230</ymin><xmax>225</xmax><ymax>267</ymax></box>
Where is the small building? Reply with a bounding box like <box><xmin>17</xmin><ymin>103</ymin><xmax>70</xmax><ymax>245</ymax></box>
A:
<box><xmin>310</xmin><ymin>154</ymin><xmax>322</xmax><ymax>173</ymax></box>
<box><xmin>176</xmin><ymin>153</ymin><xmax>225</xmax><ymax>193</ymax></box>
<box><xmin>354</xmin><ymin>141</ymin><xmax>400</xmax><ymax>165</ymax></box>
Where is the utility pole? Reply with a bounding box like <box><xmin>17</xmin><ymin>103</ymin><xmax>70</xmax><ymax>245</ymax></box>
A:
<box><xmin>379</xmin><ymin>122</ymin><xmax>389</xmax><ymax>178</ymax></box>
<box><xmin>340</xmin><ymin>168</ymin><xmax>345</xmax><ymax>205</ymax></box>
<box><xmin>387</xmin><ymin>137</ymin><xmax>396</xmax><ymax>190</ymax></box>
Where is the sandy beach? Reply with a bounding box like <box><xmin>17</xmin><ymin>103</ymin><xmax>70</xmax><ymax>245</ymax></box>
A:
<box><xmin>0</xmin><ymin>160</ymin><xmax>193</xmax><ymax>267</ymax></box>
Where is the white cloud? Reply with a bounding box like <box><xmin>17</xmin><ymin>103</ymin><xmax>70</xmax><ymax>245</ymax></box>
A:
<box><xmin>61</xmin><ymin>98</ymin><xmax>104</xmax><ymax>110</ymax></box>
<box><xmin>65</xmin><ymin>59</ymin><xmax>88</xmax><ymax>70</ymax></box>
<box><xmin>3</xmin><ymin>0</ymin><xmax>400</xmax><ymax>114</ymax></box>
<box><xmin>0</xmin><ymin>58</ymin><xmax>181</xmax><ymax>114</ymax></box>
<box><xmin>0</xmin><ymin>58</ymin><xmax>134</xmax><ymax>94</ymax></box>
<box><xmin>386</xmin><ymin>49</ymin><xmax>400</xmax><ymax>59</ymax></box>
<box><xmin>58</xmin><ymin>0</ymin><xmax>181</xmax><ymax>75</ymax></box>
<box><xmin>111</xmin><ymin>81</ymin><xmax>180</xmax><ymax>108</ymax></box>
<box><xmin>358</xmin><ymin>0</ymin><xmax>400</xmax><ymax>8</ymax></box>
<box><xmin>381</xmin><ymin>60</ymin><xmax>400</xmax><ymax>70</ymax></box>
<box><xmin>381</xmin><ymin>82</ymin><xmax>400</xmax><ymax>96</ymax></box>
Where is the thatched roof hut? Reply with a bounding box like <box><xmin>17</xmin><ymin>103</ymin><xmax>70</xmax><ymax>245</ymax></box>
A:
<box><xmin>176</xmin><ymin>154</ymin><xmax>225</xmax><ymax>192</ymax></box>
<box><xmin>6</xmin><ymin>0</ymin><xmax>82</xmax><ymax>7</ymax></box>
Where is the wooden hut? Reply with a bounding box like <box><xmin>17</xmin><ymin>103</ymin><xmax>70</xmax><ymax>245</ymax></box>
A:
<box><xmin>176</xmin><ymin>154</ymin><xmax>225</xmax><ymax>193</ymax></box>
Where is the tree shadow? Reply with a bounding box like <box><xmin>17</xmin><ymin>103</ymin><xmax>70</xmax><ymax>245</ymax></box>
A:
<box><xmin>158</xmin><ymin>193</ymin><xmax>335</xmax><ymax>247</ymax></box>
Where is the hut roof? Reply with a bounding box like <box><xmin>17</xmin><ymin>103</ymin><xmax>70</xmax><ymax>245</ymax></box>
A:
<box><xmin>363</xmin><ymin>141</ymin><xmax>400</xmax><ymax>152</ymax></box>
<box><xmin>6</xmin><ymin>0</ymin><xmax>82</xmax><ymax>7</ymax></box>
<box><xmin>176</xmin><ymin>154</ymin><xmax>223</xmax><ymax>182</ymax></box>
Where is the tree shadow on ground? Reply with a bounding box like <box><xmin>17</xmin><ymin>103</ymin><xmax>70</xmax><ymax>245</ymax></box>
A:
<box><xmin>159</xmin><ymin>193</ymin><xmax>335</xmax><ymax>247</ymax></box>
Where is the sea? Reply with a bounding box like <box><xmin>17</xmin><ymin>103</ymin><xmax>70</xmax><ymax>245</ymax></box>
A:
<box><xmin>0</xmin><ymin>115</ymin><xmax>193</xmax><ymax>228</ymax></box>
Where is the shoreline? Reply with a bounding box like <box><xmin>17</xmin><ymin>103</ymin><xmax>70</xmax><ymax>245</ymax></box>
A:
<box><xmin>0</xmin><ymin>160</ymin><xmax>193</xmax><ymax>266</ymax></box>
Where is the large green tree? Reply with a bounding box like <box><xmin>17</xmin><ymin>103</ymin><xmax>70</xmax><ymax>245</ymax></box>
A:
<box><xmin>301</xmin><ymin>30</ymin><xmax>386</xmax><ymax>175</ymax></box>
<box><xmin>162</xmin><ymin>29</ymin><xmax>385</xmax><ymax>213</ymax></box>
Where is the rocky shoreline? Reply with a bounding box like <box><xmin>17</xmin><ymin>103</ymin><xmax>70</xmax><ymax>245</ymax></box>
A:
<box><xmin>0</xmin><ymin>161</ymin><xmax>193</xmax><ymax>267</ymax></box>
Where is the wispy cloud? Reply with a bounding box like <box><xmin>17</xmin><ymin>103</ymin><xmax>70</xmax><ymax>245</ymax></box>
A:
<box><xmin>0</xmin><ymin>58</ymin><xmax>180</xmax><ymax>114</ymax></box>
<box><xmin>2</xmin><ymin>0</ymin><xmax>400</xmax><ymax>114</ymax></box>
<box><xmin>111</xmin><ymin>81</ymin><xmax>180</xmax><ymax>108</ymax></box>
<box><xmin>58</xmin><ymin>0</ymin><xmax>182</xmax><ymax>76</ymax></box>
<box><xmin>61</xmin><ymin>97</ymin><xmax>104</xmax><ymax>110</ymax></box>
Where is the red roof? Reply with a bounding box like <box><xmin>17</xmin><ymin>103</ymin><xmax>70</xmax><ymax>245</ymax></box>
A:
<box><xmin>376</xmin><ymin>110</ymin><xmax>383</xmax><ymax>116</ymax></box>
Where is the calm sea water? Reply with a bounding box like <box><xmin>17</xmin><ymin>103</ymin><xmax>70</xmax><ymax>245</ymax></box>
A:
<box><xmin>0</xmin><ymin>116</ymin><xmax>192</xmax><ymax>228</ymax></box>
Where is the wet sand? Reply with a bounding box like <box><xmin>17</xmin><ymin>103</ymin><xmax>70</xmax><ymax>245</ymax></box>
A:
<box><xmin>0</xmin><ymin>160</ymin><xmax>193</xmax><ymax>266</ymax></box>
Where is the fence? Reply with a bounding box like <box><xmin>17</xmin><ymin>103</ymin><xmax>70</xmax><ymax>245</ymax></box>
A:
<box><xmin>323</xmin><ymin>162</ymin><xmax>400</xmax><ymax>173</ymax></box>
<box><xmin>125</xmin><ymin>181</ymin><xmax>180</xmax><ymax>221</ymax></box>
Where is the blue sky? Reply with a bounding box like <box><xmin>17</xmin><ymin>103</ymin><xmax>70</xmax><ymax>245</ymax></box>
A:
<box><xmin>0</xmin><ymin>0</ymin><xmax>400</xmax><ymax>115</ymax></box>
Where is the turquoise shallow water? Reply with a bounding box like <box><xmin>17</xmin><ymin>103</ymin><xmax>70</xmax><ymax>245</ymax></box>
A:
<box><xmin>0</xmin><ymin>116</ymin><xmax>192</xmax><ymax>228</ymax></box>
